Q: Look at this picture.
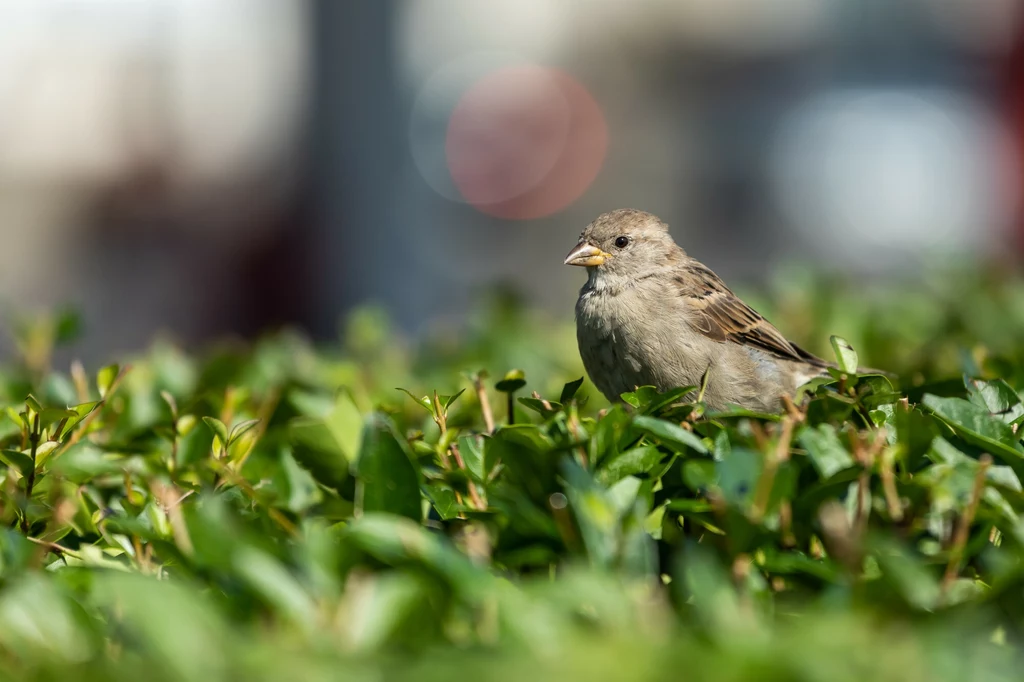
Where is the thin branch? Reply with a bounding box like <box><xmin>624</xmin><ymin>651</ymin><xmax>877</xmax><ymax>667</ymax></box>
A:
<box><xmin>434</xmin><ymin>393</ymin><xmax>484</xmax><ymax>510</ymax></box>
<box><xmin>473</xmin><ymin>375</ymin><xmax>495</xmax><ymax>434</ymax></box>
<box><xmin>880</xmin><ymin>444</ymin><xmax>903</xmax><ymax>522</ymax></box>
<box><xmin>750</xmin><ymin>416</ymin><xmax>794</xmax><ymax>523</ymax></box>
<box><xmin>942</xmin><ymin>454</ymin><xmax>991</xmax><ymax>593</ymax></box>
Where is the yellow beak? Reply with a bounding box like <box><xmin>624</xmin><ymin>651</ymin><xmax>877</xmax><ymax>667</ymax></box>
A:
<box><xmin>563</xmin><ymin>242</ymin><xmax>611</xmax><ymax>267</ymax></box>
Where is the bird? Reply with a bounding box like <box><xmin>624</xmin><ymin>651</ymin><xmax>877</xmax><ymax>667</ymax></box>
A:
<box><xmin>564</xmin><ymin>208</ymin><xmax>842</xmax><ymax>413</ymax></box>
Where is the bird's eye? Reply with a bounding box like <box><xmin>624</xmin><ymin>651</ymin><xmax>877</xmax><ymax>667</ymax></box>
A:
<box><xmin>614</xmin><ymin>236</ymin><xmax>629</xmax><ymax>248</ymax></box>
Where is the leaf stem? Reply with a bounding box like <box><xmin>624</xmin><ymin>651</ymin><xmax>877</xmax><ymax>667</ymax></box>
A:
<box><xmin>750</xmin><ymin>416</ymin><xmax>794</xmax><ymax>523</ymax></box>
<box><xmin>434</xmin><ymin>393</ymin><xmax>484</xmax><ymax>510</ymax></box>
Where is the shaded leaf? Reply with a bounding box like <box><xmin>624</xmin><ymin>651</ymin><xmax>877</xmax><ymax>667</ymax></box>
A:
<box><xmin>597</xmin><ymin>445</ymin><xmax>664</xmax><ymax>486</ymax></box>
<box><xmin>798</xmin><ymin>424</ymin><xmax>855</xmax><ymax>479</ymax></box>
<box><xmin>356</xmin><ymin>414</ymin><xmax>422</xmax><ymax>522</ymax></box>
<box><xmin>288</xmin><ymin>417</ymin><xmax>349</xmax><ymax>490</ymax></box>
<box><xmin>495</xmin><ymin>370</ymin><xmax>527</xmax><ymax>393</ymax></box>
<box><xmin>0</xmin><ymin>450</ymin><xmax>34</xmax><ymax>477</ymax></box>
<box><xmin>560</xmin><ymin>377</ymin><xmax>585</xmax><ymax>404</ymax></box>
<box><xmin>441</xmin><ymin>389</ymin><xmax>466</xmax><ymax>410</ymax></box>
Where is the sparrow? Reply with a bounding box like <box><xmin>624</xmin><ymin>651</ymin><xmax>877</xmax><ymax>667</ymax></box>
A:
<box><xmin>564</xmin><ymin>208</ymin><xmax>838</xmax><ymax>413</ymax></box>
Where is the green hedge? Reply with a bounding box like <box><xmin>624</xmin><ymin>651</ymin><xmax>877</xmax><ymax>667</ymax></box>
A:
<box><xmin>0</xmin><ymin>267</ymin><xmax>1023</xmax><ymax>681</ymax></box>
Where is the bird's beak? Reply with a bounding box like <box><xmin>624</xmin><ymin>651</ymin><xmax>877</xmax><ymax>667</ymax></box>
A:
<box><xmin>564</xmin><ymin>242</ymin><xmax>611</xmax><ymax>267</ymax></box>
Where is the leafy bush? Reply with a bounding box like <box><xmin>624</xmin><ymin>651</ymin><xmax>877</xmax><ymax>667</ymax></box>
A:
<box><xmin>0</xmin><ymin>267</ymin><xmax>1023</xmax><ymax>681</ymax></box>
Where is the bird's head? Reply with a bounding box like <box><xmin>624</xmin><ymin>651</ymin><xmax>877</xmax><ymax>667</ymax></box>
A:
<box><xmin>563</xmin><ymin>208</ymin><xmax>680</xmax><ymax>279</ymax></box>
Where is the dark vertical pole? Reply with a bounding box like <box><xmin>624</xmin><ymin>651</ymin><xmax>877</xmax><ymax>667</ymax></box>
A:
<box><xmin>306</xmin><ymin>0</ymin><xmax>410</xmax><ymax>339</ymax></box>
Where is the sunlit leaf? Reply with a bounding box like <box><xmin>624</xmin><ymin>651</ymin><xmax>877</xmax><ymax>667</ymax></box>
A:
<box><xmin>829</xmin><ymin>335</ymin><xmax>859</xmax><ymax>374</ymax></box>
<box><xmin>632</xmin><ymin>415</ymin><xmax>708</xmax><ymax>454</ymax></box>
<box><xmin>97</xmin><ymin>364</ymin><xmax>120</xmax><ymax>399</ymax></box>
<box><xmin>201</xmin><ymin>416</ymin><xmax>229</xmax><ymax>446</ymax></box>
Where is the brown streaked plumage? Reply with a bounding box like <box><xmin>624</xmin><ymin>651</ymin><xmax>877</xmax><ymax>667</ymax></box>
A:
<box><xmin>564</xmin><ymin>208</ymin><xmax>841</xmax><ymax>412</ymax></box>
<box><xmin>672</xmin><ymin>260</ymin><xmax>829</xmax><ymax>369</ymax></box>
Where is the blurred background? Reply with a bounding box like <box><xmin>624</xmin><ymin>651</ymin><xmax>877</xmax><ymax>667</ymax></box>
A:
<box><xmin>1</xmin><ymin>0</ymin><xmax>1023</xmax><ymax>365</ymax></box>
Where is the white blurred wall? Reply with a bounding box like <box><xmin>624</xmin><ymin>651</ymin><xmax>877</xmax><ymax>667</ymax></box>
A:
<box><xmin>0</xmin><ymin>0</ymin><xmax>308</xmax><ymax>355</ymax></box>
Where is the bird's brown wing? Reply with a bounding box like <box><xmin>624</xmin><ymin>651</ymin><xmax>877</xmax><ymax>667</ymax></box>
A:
<box><xmin>673</xmin><ymin>261</ymin><xmax>830</xmax><ymax>368</ymax></box>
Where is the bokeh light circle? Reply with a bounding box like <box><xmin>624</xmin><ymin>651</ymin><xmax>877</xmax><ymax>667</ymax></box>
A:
<box><xmin>768</xmin><ymin>88</ymin><xmax>1019</xmax><ymax>265</ymax></box>
<box><xmin>445</xmin><ymin>65</ymin><xmax>572</xmax><ymax>208</ymax></box>
<box><xmin>408</xmin><ymin>52</ymin><xmax>529</xmax><ymax>204</ymax></box>
<box><xmin>408</xmin><ymin>55</ymin><xmax>608</xmax><ymax>220</ymax></box>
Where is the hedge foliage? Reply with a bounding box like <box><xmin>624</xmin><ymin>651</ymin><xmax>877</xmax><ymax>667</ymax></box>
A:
<box><xmin>0</xmin><ymin>266</ymin><xmax>1023</xmax><ymax>680</ymax></box>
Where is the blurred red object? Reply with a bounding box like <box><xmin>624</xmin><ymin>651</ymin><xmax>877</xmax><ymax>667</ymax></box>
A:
<box><xmin>1006</xmin><ymin>23</ymin><xmax>1024</xmax><ymax>255</ymax></box>
<box><xmin>446</xmin><ymin>65</ymin><xmax>608</xmax><ymax>220</ymax></box>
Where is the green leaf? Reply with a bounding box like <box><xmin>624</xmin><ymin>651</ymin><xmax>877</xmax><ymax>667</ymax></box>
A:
<box><xmin>829</xmin><ymin>335</ymin><xmax>858</xmax><ymax>374</ymax></box>
<box><xmin>4</xmin><ymin>408</ymin><xmax>26</xmax><ymax>432</ymax></box>
<box><xmin>560</xmin><ymin>459</ymin><xmax>620</xmax><ymax>568</ymax></box>
<box><xmin>589</xmin><ymin>405</ymin><xmax>631</xmax><ymax>467</ymax></box>
<box><xmin>441</xmin><ymin>388</ymin><xmax>466</xmax><ymax>410</ymax></box>
<box><xmin>795</xmin><ymin>376</ymin><xmax>838</xmax><ymax>402</ymax></box>
<box><xmin>424</xmin><ymin>483</ymin><xmax>460</xmax><ymax>520</ymax></box>
<box><xmin>682</xmin><ymin>459</ymin><xmax>716</xmax><ymax>491</ymax></box>
<box><xmin>160</xmin><ymin>390</ymin><xmax>178</xmax><ymax>418</ymax></box>
<box><xmin>34</xmin><ymin>441</ymin><xmax>59</xmax><ymax>467</ymax></box>
<box><xmin>356</xmin><ymin>414</ymin><xmax>422</xmax><ymax>522</ymax></box>
<box><xmin>921</xmin><ymin>394</ymin><xmax>1024</xmax><ymax>475</ymax></box>
<box><xmin>88</xmin><ymin>573</ymin><xmax>228</xmax><ymax>680</ymax></box>
<box><xmin>326</xmin><ymin>390</ymin><xmax>363</xmax><ymax>461</ymax></box>
<box><xmin>965</xmin><ymin>377</ymin><xmax>1024</xmax><ymax>425</ymax></box>
<box><xmin>58</xmin><ymin>401</ymin><xmax>99</xmax><ymax>440</ymax></box>
<box><xmin>642</xmin><ymin>386</ymin><xmax>698</xmax><ymax>415</ymax></box>
<box><xmin>232</xmin><ymin>548</ymin><xmax>317</xmax><ymax>630</ymax></box>
<box><xmin>201</xmin><ymin>417</ymin><xmax>228</xmax><ymax>446</ymax></box>
<box><xmin>457</xmin><ymin>435</ymin><xmax>485</xmax><ymax>482</ymax></box>
<box><xmin>38</xmin><ymin>407</ymin><xmax>77</xmax><ymax>429</ymax></box>
<box><xmin>517</xmin><ymin>397</ymin><xmax>562</xmax><ymax>417</ymax></box>
<box><xmin>620</xmin><ymin>386</ymin><xmax>660</xmax><ymax>409</ymax></box>
<box><xmin>228</xmin><ymin>419</ymin><xmax>260</xmax><ymax>444</ymax></box>
<box><xmin>0</xmin><ymin>449</ymin><xmax>34</xmax><ymax>477</ymax></box>
<box><xmin>288</xmin><ymin>417</ymin><xmax>349</xmax><ymax>490</ymax></box>
<box><xmin>716</xmin><ymin>446</ymin><xmax>762</xmax><ymax>506</ymax></box>
<box><xmin>798</xmin><ymin>424</ymin><xmax>855</xmax><ymax>479</ymax></box>
<box><xmin>396</xmin><ymin>388</ymin><xmax>433</xmax><ymax>413</ymax></box>
<box><xmin>495</xmin><ymin>370</ymin><xmax>526</xmax><ymax>393</ymax></box>
<box><xmin>870</xmin><ymin>537</ymin><xmax>941</xmax><ymax>611</ymax></box>
<box><xmin>48</xmin><ymin>443</ymin><xmax>125</xmax><ymax>483</ymax></box>
<box><xmin>560</xmin><ymin>377</ymin><xmax>585</xmax><ymax>404</ymax></box>
<box><xmin>597</xmin><ymin>445</ymin><xmax>664</xmax><ymax>486</ymax></box>
<box><xmin>97</xmin><ymin>364</ymin><xmax>120</xmax><ymax>399</ymax></box>
<box><xmin>24</xmin><ymin>395</ymin><xmax>43</xmax><ymax>415</ymax></box>
<box><xmin>631</xmin><ymin>415</ymin><xmax>708</xmax><ymax>454</ymax></box>
<box><xmin>344</xmin><ymin>514</ymin><xmax>491</xmax><ymax>597</ymax></box>
<box><xmin>485</xmin><ymin>426</ymin><xmax>558</xmax><ymax>506</ymax></box>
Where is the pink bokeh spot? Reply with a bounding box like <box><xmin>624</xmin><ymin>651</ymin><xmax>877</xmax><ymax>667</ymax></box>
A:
<box><xmin>445</xmin><ymin>65</ymin><xmax>608</xmax><ymax>220</ymax></box>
